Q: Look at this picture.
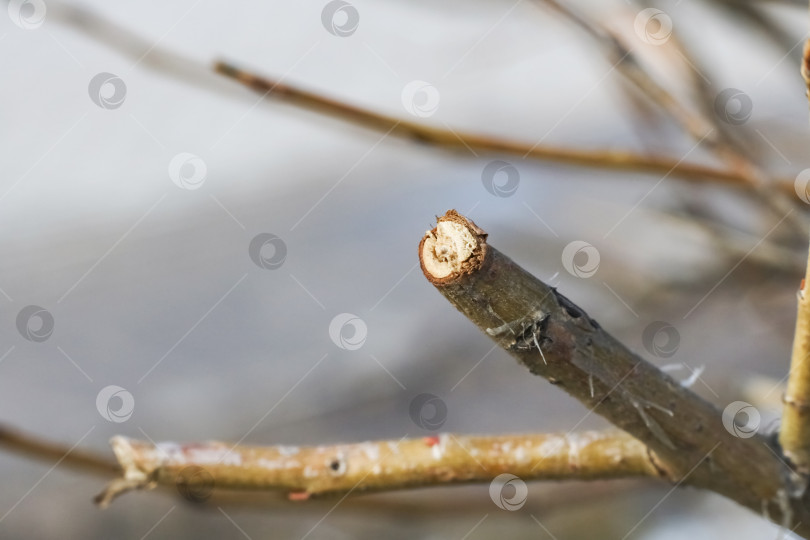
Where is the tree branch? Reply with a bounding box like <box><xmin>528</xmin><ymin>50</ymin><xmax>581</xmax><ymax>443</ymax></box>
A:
<box><xmin>779</xmin><ymin>26</ymin><xmax>810</xmax><ymax>474</ymax></box>
<box><xmin>419</xmin><ymin>209</ymin><xmax>810</xmax><ymax>535</ymax></box>
<box><xmin>534</xmin><ymin>0</ymin><xmax>804</xmax><ymax>231</ymax></box>
<box><xmin>212</xmin><ymin>61</ymin><xmax>798</xmax><ymax>200</ymax></box>
<box><xmin>40</xmin><ymin>1</ymin><xmax>802</xmax><ymax>201</ymax></box>
<box><xmin>803</xmin><ymin>36</ymin><xmax>810</xmax><ymax>105</ymax></box>
<box><xmin>95</xmin><ymin>430</ymin><xmax>658</xmax><ymax>507</ymax></box>
<box><xmin>0</xmin><ymin>424</ymin><xmax>119</xmax><ymax>476</ymax></box>
<box><xmin>781</xmin><ymin>242</ymin><xmax>810</xmax><ymax>473</ymax></box>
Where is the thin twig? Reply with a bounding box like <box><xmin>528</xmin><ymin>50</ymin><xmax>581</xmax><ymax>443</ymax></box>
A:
<box><xmin>0</xmin><ymin>424</ymin><xmax>119</xmax><ymax>476</ymax></box>
<box><xmin>94</xmin><ymin>430</ymin><xmax>658</xmax><ymax>507</ymax></box>
<box><xmin>419</xmin><ymin>209</ymin><xmax>810</xmax><ymax>535</ymax></box>
<box><xmin>535</xmin><ymin>0</ymin><xmax>804</xmax><ymax>230</ymax></box>
<box><xmin>40</xmin><ymin>3</ymin><xmax>800</xmax><ymax>198</ymax></box>
<box><xmin>803</xmin><ymin>36</ymin><xmax>810</xmax><ymax>104</ymax></box>
<box><xmin>212</xmin><ymin>61</ymin><xmax>797</xmax><ymax>198</ymax></box>
<box><xmin>779</xmin><ymin>27</ymin><xmax>810</xmax><ymax>473</ymax></box>
<box><xmin>720</xmin><ymin>2</ymin><xmax>805</xmax><ymax>67</ymax></box>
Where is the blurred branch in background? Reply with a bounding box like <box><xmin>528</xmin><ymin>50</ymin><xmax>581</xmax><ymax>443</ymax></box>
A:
<box><xmin>0</xmin><ymin>424</ymin><xmax>119</xmax><ymax>477</ymax></box>
<box><xmin>803</xmin><ymin>36</ymin><xmax>810</xmax><ymax>101</ymax></box>
<box><xmin>535</xmin><ymin>0</ymin><xmax>805</xmax><ymax>232</ymax></box>
<box><xmin>44</xmin><ymin>2</ymin><xmax>801</xmax><ymax>203</ymax></box>
<box><xmin>213</xmin><ymin>61</ymin><xmax>800</xmax><ymax>200</ymax></box>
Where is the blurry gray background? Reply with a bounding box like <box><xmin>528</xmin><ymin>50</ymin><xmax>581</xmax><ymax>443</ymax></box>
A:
<box><xmin>1</xmin><ymin>0</ymin><xmax>808</xmax><ymax>538</ymax></box>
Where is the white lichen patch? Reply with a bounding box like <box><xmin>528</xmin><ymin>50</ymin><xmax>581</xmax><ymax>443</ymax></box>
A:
<box><xmin>566</xmin><ymin>432</ymin><xmax>607</xmax><ymax>468</ymax></box>
<box><xmin>154</xmin><ymin>441</ymin><xmax>186</xmax><ymax>465</ymax></box>
<box><xmin>537</xmin><ymin>438</ymin><xmax>566</xmax><ymax>459</ymax></box>
<box><xmin>361</xmin><ymin>443</ymin><xmax>380</xmax><ymax>461</ymax></box>
<box><xmin>386</xmin><ymin>441</ymin><xmax>401</xmax><ymax>455</ymax></box>
<box><xmin>258</xmin><ymin>458</ymin><xmax>285</xmax><ymax>470</ymax></box>
<box><xmin>187</xmin><ymin>446</ymin><xmax>243</xmax><ymax>466</ymax></box>
<box><xmin>422</xmin><ymin>221</ymin><xmax>478</xmax><ymax>279</ymax></box>
<box><xmin>431</xmin><ymin>434</ymin><xmax>450</xmax><ymax>460</ymax></box>
<box><xmin>278</xmin><ymin>445</ymin><xmax>300</xmax><ymax>457</ymax></box>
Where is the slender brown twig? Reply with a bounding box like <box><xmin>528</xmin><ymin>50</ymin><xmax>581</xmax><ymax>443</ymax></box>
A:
<box><xmin>94</xmin><ymin>430</ymin><xmax>658</xmax><ymax>507</ymax></box>
<box><xmin>535</xmin><ymin>0</ymin><xmax>804</xmax><ymax>231</ymax></box>
<box><xmin>41</xmin><ymin>3</ymin><xmax>801</xmax><ymax>199</ymax></box>
<box><xmin>0</xmin><ymin>424</ymin><xmax>119</xmax><ymax>476</ymax></box>
<box><xmin>212</xmin><ymin>61</ymin><xmax>799</xmax><ymax>199</ymax></box>
<box><xmin>419</xmin><ymin>209</ymin><xmax>809</xmax><ymax>535</ymax></box>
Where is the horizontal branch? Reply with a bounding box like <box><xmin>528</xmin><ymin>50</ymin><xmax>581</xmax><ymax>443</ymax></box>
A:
<box><xmin>0</xmin><ymin>424</ymin><xmax>119</xmax><ymax>476</ymax></box>
<box><xmin>419</xmin><ymin>210</ymin><xmax>809</xmax><ymax>534</ymax></box>
<box><xmin>213</xmin><ymin>61</ymin><xmax>797</xmax><ymax>200</ymax></box>
<box><xmin>95</xmin><ymin>430</ymin><xmax>658</xmax><ymax>507</ymax></box>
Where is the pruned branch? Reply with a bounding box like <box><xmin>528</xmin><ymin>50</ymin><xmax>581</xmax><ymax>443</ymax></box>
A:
<box><xmin>95</xmin><ymin>430</ymin><xmax>658</xmax><ymax>507</ymax></box>
<box><xmin>419</xmin><ymin>210</ymin><xmax>810</xmax><ymax>534</ymax></box>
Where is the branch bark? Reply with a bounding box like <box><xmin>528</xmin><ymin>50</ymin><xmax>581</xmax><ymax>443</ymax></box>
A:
<box><xmin>804</xmin><ymin>36</ymin><xmax>810</xmax><ymax>106</ymax></box>
<box><xmin>95</xmin><ymin>430</ymin><xmax>658</xmax><ymax>507</ymax></box>
<box><xmin>779</xmin><ymin>29</ymin><xmax>810</xmax><ymax>474</ymax></box>
<box><xmin>781</xmin><ymin>243</ymin><xmax>810</xmax><ymax>474</ymax></box>
<box><xmin>419</xmin><ymin>209</ymin><xmax>810</xmax><ymax>535</ymax></box>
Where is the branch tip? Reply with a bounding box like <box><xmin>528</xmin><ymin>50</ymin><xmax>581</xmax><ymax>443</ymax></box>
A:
<box><xmin>419</xmin><ymin>210</ymin><xmax>487</xmax><ymax>285</ymax></box>
<box><xmin>94</xmin><ymin>436</ymin><xmax>156</xmax><ymax>507</ymax></box>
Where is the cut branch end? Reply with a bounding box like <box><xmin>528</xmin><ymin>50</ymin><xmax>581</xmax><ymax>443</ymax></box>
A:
<box><xmin>419</xmin><ymin>210</ymin><xmax>487</xmax><ymax>285</ymax></box>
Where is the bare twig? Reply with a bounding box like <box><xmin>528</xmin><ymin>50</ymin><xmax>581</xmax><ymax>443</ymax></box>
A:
<box><xmin>535</xmin><ymin>0</ymin><xmax>804</xmax><ymax>230</ymax></box>
<box><xmin>803</xmin><ymin>37</ymin><xmax>810</xmax><ymax>104</ymax></box>
<box><xmin>0</xmin><ymin>424</ymin><xmax>119</xmax><ymax>476</ymax></box>
<box><xmin>419</xmin><ymin>209</ymin><xmax>810</xmax><ymax>534</ymax></box>
<box><xmin>41</xmin><ymin>3</ymin><xmax>801</xmax><ymax>198</ymax></box>
<box><xmin>719</xmin><ymin>2</ymin><xmax>805</xmax><ymax>67</ymax></box>
<box><xmin>779</xmin><ymin>28</ymin><xmax>810</xmax><ymax>473</ymax></box>
<box><xmin>95</xmin><ymin>430</ymin><xmax>658</xmax><ymax>507</ymax></box>
<box><xmin>212</xmin><ymin>61</ymin><xmax>799</xmax><ymax>198</ymax></box>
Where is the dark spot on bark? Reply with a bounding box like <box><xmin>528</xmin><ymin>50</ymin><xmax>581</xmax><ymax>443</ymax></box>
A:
<box><xmin>328</xmin><ymin>457</ymin><xmax>347</xmax><ymax>475</ymax></box>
